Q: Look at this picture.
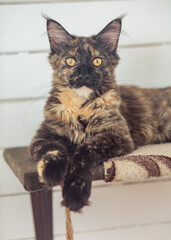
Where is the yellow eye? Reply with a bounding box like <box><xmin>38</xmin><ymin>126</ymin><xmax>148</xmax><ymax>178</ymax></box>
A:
<box><xmin>92</xmin><ymin>57</ymin><xmax>102</xmax><ymax>67</ymax></box>
<box><xmin>66</xmin><ymin>58</ymin><xmax>76</xmax><ymax>67</ymax></box>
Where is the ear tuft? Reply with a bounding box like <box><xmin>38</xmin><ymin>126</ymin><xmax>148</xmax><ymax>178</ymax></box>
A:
<box><xmin>96</xmin><ymin>18</ymin><xmax>122</xmax><ymax>53</ymax></box>
<box><xmin>45</xmin><ymin>17</ymin><xmax>72</xmax><ymax>52</ymax></box>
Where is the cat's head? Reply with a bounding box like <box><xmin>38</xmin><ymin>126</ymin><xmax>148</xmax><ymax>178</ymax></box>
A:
<box><xmin>46</xmin><ymin>17</ymin><xmax>122</xmax><ymax>98</ymax></box>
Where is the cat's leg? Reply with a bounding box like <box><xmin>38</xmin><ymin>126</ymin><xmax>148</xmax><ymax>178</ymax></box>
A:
<box><xmin>29</xmin><ymin>122</ymin><xmax>74</xmax><ymax>187</ymax></box>
<box><xmin>62</xmin><ymin>127</ymin><xmax>135</xmax><ymax>211</ymax></box>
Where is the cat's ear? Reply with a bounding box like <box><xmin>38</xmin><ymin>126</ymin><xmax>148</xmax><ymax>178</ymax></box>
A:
<box><xmin>46</xmin><ymin>17</ymin><xmax>72</xmax><ymax>52</ymax></box>
<box><xmin>95</xmin><ymin>18</ymin><xmax>122</xmax><ymax>53</ymax></box>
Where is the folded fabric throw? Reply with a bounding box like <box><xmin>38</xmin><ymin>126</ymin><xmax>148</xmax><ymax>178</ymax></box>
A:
<box><xmin>104</xmin><ymin>143</ymin><xmax>171</xmax><ymax>182</ymax></box>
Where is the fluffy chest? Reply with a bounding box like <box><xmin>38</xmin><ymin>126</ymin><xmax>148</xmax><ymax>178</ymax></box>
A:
<box><xmin>45</xmin><ymin>88</ymin><xmax>120</xmax><ymax>144</ymax></box>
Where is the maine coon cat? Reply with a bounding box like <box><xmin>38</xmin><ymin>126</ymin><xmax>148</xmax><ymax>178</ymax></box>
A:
<box><xmin>29</xmin><ymin>16</ymin><xmax>171</xmax><ymax>212</ymax></box>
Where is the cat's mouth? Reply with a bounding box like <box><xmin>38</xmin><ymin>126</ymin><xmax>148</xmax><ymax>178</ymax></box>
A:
<box><xmin>73</xmin><ymin>86</ymin><xmax>93</xmax><ymax>98</ymax></box>
<box><xmin>69</xmin><ymin>74</ymin><xmax>99</xmax><ymax>97</ymax></box>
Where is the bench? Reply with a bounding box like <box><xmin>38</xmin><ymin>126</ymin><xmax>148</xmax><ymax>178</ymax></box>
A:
<box><xmin>3</xmin><ymin>143</ymin><xmax>171</xmax><ymax>240</ymax></box>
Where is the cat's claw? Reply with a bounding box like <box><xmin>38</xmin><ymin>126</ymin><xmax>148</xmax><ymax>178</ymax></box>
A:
<box><xmin>62</xmin><ymin>172</ymin><xmax>92</xmax><ymax>212</ymax></box>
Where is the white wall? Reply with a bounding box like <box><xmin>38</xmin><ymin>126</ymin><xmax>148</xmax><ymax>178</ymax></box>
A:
<box><xmin>0</xmin><ymin>0</ymin><xmax>171</xmax><ymax>240</ymax></box>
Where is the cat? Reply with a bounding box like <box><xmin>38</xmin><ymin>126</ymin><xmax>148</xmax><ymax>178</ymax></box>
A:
<box><xmin>29</xmin><ymin>16</ymin><xmax>171</xmax><ymax>212</ymax></box>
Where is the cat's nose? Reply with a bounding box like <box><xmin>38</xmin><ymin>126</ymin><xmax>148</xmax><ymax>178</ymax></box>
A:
<box><xmin>78</xmin><ymin>65</ymin><xmax>90</xmax><ymax>81</ymax></box>
<box><xmin>79</xmin><ymin>74</ymin><xmax>90</xmax><ymax>81</ymax></box>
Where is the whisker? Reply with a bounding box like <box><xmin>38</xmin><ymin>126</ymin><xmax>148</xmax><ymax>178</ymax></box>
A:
<box><xmin>22</xmin><ymin>93</ymin><xmax>48</xmax><ymax>126</ymax></box>
<box><xmin>22</xmin><ymin>82</ymin><xmax>52</xmax><ymax>124</ymax></box>
<box><xmin>25</xmin><ymin>82</ymin><xmax>52</xmax><ymax>99</ymax></box>
<box><xmin>121</xmin><ymin>29</ymin><xmax>130</xmax><ymax>38</ymax></box>
<box><xmin>118</xmin><ymin>79</ymin><xmax>142</xmax><ymax>85</ymax></box>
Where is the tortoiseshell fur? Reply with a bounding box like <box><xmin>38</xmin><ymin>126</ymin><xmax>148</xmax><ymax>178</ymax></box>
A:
<box><xmin>29</xmin><ymin>17</ymin><xmax>171</xmax><ymax>212</ymax></box>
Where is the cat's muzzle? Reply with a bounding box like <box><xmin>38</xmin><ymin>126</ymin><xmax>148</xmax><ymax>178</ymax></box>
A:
<box><xmin>69</xmin><ymin>76</ymin><xmax>98</xmax><ymax>90</ymax></box>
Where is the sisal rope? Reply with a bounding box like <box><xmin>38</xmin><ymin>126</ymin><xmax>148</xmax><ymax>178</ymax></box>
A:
<box><xmin>60</xmin><ymin>185</ymin><xmax>74</xmax><ymax>240</ymax></box>
<box><xmin>65</xmin><ymin>207</ymin><xmax>74</xmax><ymax>240</ymax></box>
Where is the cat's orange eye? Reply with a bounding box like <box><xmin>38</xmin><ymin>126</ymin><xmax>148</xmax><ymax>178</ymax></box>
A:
<box><xmin>66</xmin><ymin>58</ymin><xmax>76</xmax><ymax>67</ymax></box>
<box><xmin>92</xmin><ymin>58</ymin><xmax>102</xmax><ymax>67</ymax></box>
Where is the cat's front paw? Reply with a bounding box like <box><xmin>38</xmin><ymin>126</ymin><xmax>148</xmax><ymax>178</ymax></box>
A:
<box><xmin>62</xmin><ymin>172</ymin><xmax>92</xmax><ymax>212</ymax></box>
<box><xmin>37</xmin><ymin>150</ymin><xmax>68</xmax><ymax>187</ymax></box>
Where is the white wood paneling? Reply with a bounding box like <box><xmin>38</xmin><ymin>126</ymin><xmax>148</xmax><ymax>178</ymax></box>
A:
<box><xmin>0</xmin><ymin>150</ymin><xmax>25</xmax><ymax>195</ymax></box>
<box><xmin>116</xmin><ymin>45</ymin><xmax>171</xmax><ymax>88</ymax></box>
<box><xmin>23</xmin><ymin>222</ymin><xmax>171</xmax><ymax>240</ymax></box>
<box><xmin>0</xmin><ymin>52</ymin><xmax>52</xmax><ymax>100</ymax></box>
<box><xmin>0</xmin><ymin>0</ymin><xmax>171</xmax><ymax>53</ymax></box>
<box><xmin>0</xmin><ymin>0</ymin><xmax>131</xmax><ymax>3</ymax></box>
<box><xmin>1</xmin><ymin>181</ymin><xmax>171</xmax><ymax>240</ymax></box>
<box><xmin>0</xmin><ymin>45</ymin><xmax>170</xmax><ymax>100</ymax></box>
<box><xmin>54</xmin><ymin>223</ymin><xmax>171</xmax><ymax>240</ymax></box>
<box><xmin>69</xmin><ymin>181</ymin><xmax>171</xmax><ymax>233</ymax></box>
<box><xmin>0</xmin><ymin>194</ymin><xmax>34</xmax><ymax>240</ymax></box>
<box><xmin>0</xmin><ymin>0</ymin><xmax>132</xmax><ymax>3</ymax></box>
<box><xmin>0</xmin><ymin>99</ymin><xmax>45</xmax><ymax>148</ymax></box>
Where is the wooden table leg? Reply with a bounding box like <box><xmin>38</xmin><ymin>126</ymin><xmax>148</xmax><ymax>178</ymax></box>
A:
<box><xmin>30</xmin><ymin>189</ymin><xmax>53</xmax><ymax>240</ymax></box>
